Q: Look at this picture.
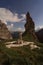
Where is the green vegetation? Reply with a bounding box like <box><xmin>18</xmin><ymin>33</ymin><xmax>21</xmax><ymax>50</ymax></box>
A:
<box><xmin>0</xmin><ymin>40</ymin><xmax>43</xmax><ymax>65</ymax></box>
<box><xmin>23</xmin><ymin>32</ymin><xmax>35</xmax><ymax>42</ymax></box>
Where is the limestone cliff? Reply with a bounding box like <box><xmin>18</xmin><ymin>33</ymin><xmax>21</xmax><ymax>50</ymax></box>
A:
<box><xmin>23</xmin><ymin>12</ymin><xmax>38</xmax><ymax>41</ymax></box>
<box><xmin>0</xmin><ymin>20</ymin><xmax>12</xmax><ymax>40</ymax></box>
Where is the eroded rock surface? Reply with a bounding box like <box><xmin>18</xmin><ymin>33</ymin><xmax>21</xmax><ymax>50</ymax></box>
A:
<box><xmin>0</xmin><ymin>20</ymin><xmax>12</xmax><ymax>40</ymax></box>
<box><xmin>23</xmin><ymin>12</ymin><xmax>38</xmax><ymax>41</ymax></box>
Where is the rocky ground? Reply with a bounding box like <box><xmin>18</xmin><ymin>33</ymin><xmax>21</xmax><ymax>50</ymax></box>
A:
<box><xmin>5</xmin><ymin>41</ymin><xmax>40</xmax><ymax>50</ymax></box>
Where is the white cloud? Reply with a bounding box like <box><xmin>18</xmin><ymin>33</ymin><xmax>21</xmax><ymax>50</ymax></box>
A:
<box><xmin>7</xmin><ymin>25</ymin><xmax>25</xmax><ymax>31</ymax></box>
<box><xmin>17</xmin><ymin>27</ymin><xmax>25</xmax><ymax>32</ymax></box>
<box><xmin>7</xmin><ymin>24</ymin><xmax>14</xmax><ymax>31</ymax></box>
<box><xmin>0</xmin><ymin>8</ymin><xmax>26</xmax><ymax>24</ymax></box>
<box><xmin>21</xmin><ymin>14</ymin><xmax>26</xmax><ymax>19</ymax></box>
<box><xmin>39</xmin><ymin>25</ymin><xmax>43</xmax><ymax>29</ymax></box>
<box><xmin>35</xmin><ymin>25</ymin><xmax>43</xmax><ymax>30</ymax></box>
<box><xmin>11</xmin><ymin>24</ymin><xmax>14</xmax><ymax>27</ymax></box>
<box><xmin>17</xmin><ymin>28</ymin><xmax>22</xmax><ymax>31</ymax></box>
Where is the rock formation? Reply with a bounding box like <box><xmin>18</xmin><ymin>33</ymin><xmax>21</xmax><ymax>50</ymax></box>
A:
<box><xmin>25</xmin><ymin>12</ymin><xmax>35</xmax><ymax>33</ymax></box>
<box><xmin>0</xmin><ymin>20</ymin><xmax>12</xmax><ymax>40</ymax></box>
<box><xmin>17</xmin><ymin>32</ymin><xmax>23</xmax><ymax>44</ymax></box>
<box><xmin>23</xmin><ymin>12</ymin><xmax>38</xmax><ymax>41</ymax></box>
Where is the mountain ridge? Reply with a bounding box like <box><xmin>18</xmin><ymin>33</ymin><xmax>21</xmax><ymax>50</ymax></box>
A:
<box><xmin>0</xmin><ymin>20</ymin><xmax>13</xmax><ymax>40</ymax></box>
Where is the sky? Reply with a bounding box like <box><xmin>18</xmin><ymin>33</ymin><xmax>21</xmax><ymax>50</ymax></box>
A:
<box><xmin>0</xmin><ymin>0</ymin><xmax>43</xmax><ymax>31</ymax></box>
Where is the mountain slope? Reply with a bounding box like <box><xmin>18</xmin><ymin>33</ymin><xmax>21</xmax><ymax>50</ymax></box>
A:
<box><xmin>36</xmin><ymin>29</ymin><xmax>43</xmax><ymax>43</ymax></box>
<box><xmin>0</xmin><ymin>41</ymin><xmax>43</xmax><ymax>65</ymax></box>
<box><xmin>0</xmin><ymin>20</ymin><xmax>12</xmax><ymax>40</ymax></box>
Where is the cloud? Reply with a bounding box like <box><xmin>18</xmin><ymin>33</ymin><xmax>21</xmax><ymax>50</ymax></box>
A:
<box><xmin>35</xmin><ymin>25</ymin><xmax>43</xmax><ymax>30</ymax></box>
<box><xmin>0</xmin><ymin>8</ymin><xmax>26</xmax><ymax>24</ymax></box>
<box><xmin>39</xmin><ymin>25</ymin><xmax>43</xmax><ymax>29</ymax></box>
<box><xmin>17</xmin><ymin>28</ymin><xmax>22</xmax><ymax>31</ymax></box>
<box><xmin>7</xmin><ymin>25</ymin><xmax>25</xmax><ymax>31</ymax></box>
<box><xmin>7</xmin><ymin>24</ymin><xmax>25</xmax><ymax>32</ymax></box>
<box><xmin>12</xmin><ymin>27</ymin><xmax>25</xmax><ymax>32</ymax></box>
<box><xmin>17</xmin><ymin>27</ymin><xmax>25</xmax><ymax>32</ymax></box>
<box><xmin>21</xmin><ymin>14</ymin><xmax>26</xmax><ymax>19</ymax></box>
<box><xmin>7</xmin><ymin>24</ymin><xmax>14</xmax><ymax>31</ymax></box>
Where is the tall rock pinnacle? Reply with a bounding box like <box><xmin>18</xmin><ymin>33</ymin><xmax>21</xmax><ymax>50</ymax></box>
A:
<box><xmin>23</xmin><ymin>12</ymin><xmax>38</xmax><ymax>41</ymax></box>
<box><xmin>25</xmin><ymin>12</ymin><xmax>35</xmax><ymax>33</ymax></box>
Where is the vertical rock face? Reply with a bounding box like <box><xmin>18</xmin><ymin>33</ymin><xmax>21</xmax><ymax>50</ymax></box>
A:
<box><xmin>25</xmin><ymin>12</ymin><xmax>35</xmax><ymax>33</ymax></box>
<box><xmin>23</xmin><ymin>12</ymin><xmax>38</xmax><ymax>41</ymax></box>
<box><xmin>0</xmin><ymin>20</ymin><xmax>12</xmax><ymax>40</ymax></box>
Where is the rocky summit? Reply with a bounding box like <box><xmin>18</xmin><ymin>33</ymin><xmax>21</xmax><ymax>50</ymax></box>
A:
<box><xmin>0</xmin><ymin>20</ymin><xmax>12</xmax><ymax>40</ymax></box>
<box><xmin>23</xmin><ymin>12</ymin><xmax>38</xmax><ymax>41</ymax></box>
<box><xmin>25</xmin><ymin>12</ymin><xmax>35</xmax><ymax>32</ymax></box>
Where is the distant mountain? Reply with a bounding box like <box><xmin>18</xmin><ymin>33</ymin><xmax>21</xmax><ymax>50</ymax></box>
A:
<box><xmin>36</xmin><ymin>28</ymin><xmax>43</xmax><ymax>43</ymax></box>
<box><xmin>11</xmin><ymin>31</ymin><xmax>19</xmax><ymax>39</ymax></box>
<box><xmin>11</xmin><ymin>31</ymin><xmax>23</xmax><ymax>39</ymax></box>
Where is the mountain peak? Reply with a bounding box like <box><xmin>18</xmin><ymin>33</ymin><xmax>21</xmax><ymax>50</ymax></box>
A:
<box><xmin>0</xmin><ymin>20</ymin><xmax>13</xmax><ymax>40</ymax></box>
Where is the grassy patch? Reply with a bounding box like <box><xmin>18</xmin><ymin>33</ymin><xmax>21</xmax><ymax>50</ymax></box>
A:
<box><xmin>0</xmin><ymin>41</ymin><xmax>43</xmax><ymax>65</ymax></box>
